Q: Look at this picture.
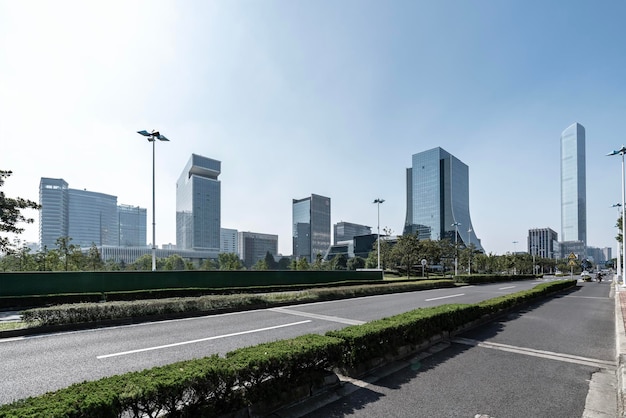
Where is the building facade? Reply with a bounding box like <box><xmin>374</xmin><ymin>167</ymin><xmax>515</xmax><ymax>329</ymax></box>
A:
<box><xmin>39</xmin><ymin>178</ymin><xmax>146</xmax><ymax>249</ymax></box>
<box><xmin>39</xmin><ymin>178</ymin><xmax>69</xmax><ymax>249</ymax></box>
<box><xmin>527</xmin><ymin>228</ymin><xmax>559</xmax><ymax>259</ymax></box>
<box><xmin>334</xmin><ymin>221</ymin><xmax>371</xmax><ymax>244</ymax></box>
<box><xmin>560</xmin><ymin>123</ymin><xmax>587</xmax><ymax>248</ymax></box>
<box><xmin>404</xmin><ymin>147</ymin><xmax>483</xmax><ymax>251</ymax></box>
<box><xmin>220</xmin><ymin>228</ymin><xmax>239</xmax><ymax>255</ymax></box>
<box><xmin>176</xmin><ymin>154</ymin><xmax>221</xmax><ymax>251</ymax></box>
<box><xmin>238</xmin><ymin>231</ymin><xmax>278</xmax><ymax>268</ymax></box>
<box><xmin>292</xmin><ymin>194</ymin><xmax>331</xmax><ymax>262</ymax></box>
<box><xmin>68</xmin><ymin>188</ymin><xmax>118</xmax><ymax>247</ymax></box>
<box><xmin>118</xmin><ymin>205</ymin><xmax>147</xmax><ymax>247</ymax></box>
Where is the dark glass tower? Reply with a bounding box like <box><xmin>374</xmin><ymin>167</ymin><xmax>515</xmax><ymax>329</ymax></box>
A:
<box><xmin>292</xmin><ymin>194</ymin><xmax>331</xmax><ymax>262</ymax></box>
<box><xmin>404</xmin><ymin>147</ymin><xmax>483</xmax><ymax>251</ymax></box>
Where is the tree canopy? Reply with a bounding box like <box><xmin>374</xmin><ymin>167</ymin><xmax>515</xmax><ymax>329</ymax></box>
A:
<box><xmin>0</xmin><ymin>171</ymin><xmax>40</xmax><ymax>253</ymax></box>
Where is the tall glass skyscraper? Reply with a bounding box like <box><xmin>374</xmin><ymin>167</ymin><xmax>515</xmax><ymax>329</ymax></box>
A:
<box><xmin>292</xmin><ymin>194</ymin><xmax>331</xmax><ymax>262</ymax></box>
<box><xmin>560</xmin><ymin>122</ymin><xmax>587</xmax><ymax>247</ymax></box>
<box><xmin>176</xmin><ymin>154</ymin><xmax>221</xmax><ymax>251</ymax></box>
<box><xmin>404</xmin><ymin>147</ymin><xmax>483</xmax><ymax>251</ymax></box>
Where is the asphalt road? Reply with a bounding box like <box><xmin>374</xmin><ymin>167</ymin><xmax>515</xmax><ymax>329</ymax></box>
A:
<box><xmin>0</xmin><ymin>278</ymin><xmax>569</xmax><ymax>406</ymax></box>
<box><xmin>299</xmin><ymin>280</ymin><xmax>615</xmax><ymax>418</ymax></box>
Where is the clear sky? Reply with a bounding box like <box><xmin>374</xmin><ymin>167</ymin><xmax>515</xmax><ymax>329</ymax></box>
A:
<box><xmin>1</xmin><ymin>1</ymin><xmax>625</xmax><ymax>257</ymax></box>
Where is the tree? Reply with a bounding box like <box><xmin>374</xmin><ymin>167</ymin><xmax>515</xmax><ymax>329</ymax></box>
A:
<box><xmin>56</xmin><ymin>237</ymin><xmax>76</xmax><ymax>271</ymax></box>
<box><xmin>201</xmin><ymin>258</ymin><xmax>217</xmax><ymax>270</ymax></box>
<box><xmin>164</xmin><ymin>254</ymin><xmax>186</xmax><ymax>270</ymax></box>
<box><xmin>217</xmin><ymin>253</ymin><xmax>244</xmax><ymax>270</ymax></box>
<box><xmin>311</xmin><ymin>253</ymin><xmax>327</xmax><ymax>270</ymax></box>
<box><xmin>0</xmin><ymin>170</ymin><xmax>40</xmax><ymax>253</ymax></box>
<box><xmin>264</xmin><ymin>251</ymin><xmax>278</xmax><ymax>269</ymax></box>
<box><xmin>347</xmin><ymin>256</ymin><xmax>365</xmax><ymax>271</ymax></box>
<box><xmin>392</xmin><ymin>233</ymin><xmax>421</xmax><ymax>278</ymax></box>
<box><xmin>295</xmin><ymin>257</ymin><xmax>310</xmax><ymax>271</ymax></box>
<box><xmin>277</xmin><ymin>257</ymin><xmax>291</xmax><ymax>270</ymax></box>
<box><xmin>252</xmin><ymin>258</ymin><xmax>268</xmax><ymax>270</ymax></box>
<box><xmin>330</xmin><ymin>253</ymin><xmax>348</xmax><ymax>270</ymax></box>
<box><xmin>130</xmin><ymin>254</ymin><xmax>153</xmax><ymax>271</ymax></box>
<box><xmin>87</xmin><ymin>244</ymin><xmax>104</xmax><ymax>271</ymax></box>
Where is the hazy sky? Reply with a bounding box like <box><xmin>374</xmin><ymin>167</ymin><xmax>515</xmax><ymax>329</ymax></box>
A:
<box><xmin>1</xmin><ymin>1</ymin><xmax>625</xmax><ymax>256</ymax></box>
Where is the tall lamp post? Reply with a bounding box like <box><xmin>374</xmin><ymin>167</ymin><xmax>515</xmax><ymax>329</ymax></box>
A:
<box><xmin>467</xmin><ymin>227</ymin><xmax>473</xmax><ymax>275</ymax></box>
<box><xmin>512</xmin><ymin>241</ymin><xmax>518</xmax><ymax>275</ymax></box>
<box><xmin>452</xmin><ymin>222</ymin><xmax>461</xmax><ymax>276</ymax></box>
<box><xmin>613</xmin><ymin>203</ymin><xmax>623</xmax><ymax>280</ymax></box>
<box><xmin>373</xmin><ymin>198</ymin><xmax>385</xmax><ymax>270</ymax></box>
<box><xmin>608</xmin><ymin>146</ymin><xmax>626</xmax><ymax>285</ymax></box>
<box><xmin>137</xmin><ymin>129</ymin><xmax>170</xmax><ymax>271</ymax></box>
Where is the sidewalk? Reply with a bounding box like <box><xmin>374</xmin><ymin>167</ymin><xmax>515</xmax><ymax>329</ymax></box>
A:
<box><xmin>614</xmin><ymin>279</ymin><xmax>626</xmax><ymax>417</ymax></box>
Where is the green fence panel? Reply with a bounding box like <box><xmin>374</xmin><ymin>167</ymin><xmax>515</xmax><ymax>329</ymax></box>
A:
<box><xmin>0</xmin><ymin>270</ymin><xmax>383</xmax><ymax>297</ymax></box>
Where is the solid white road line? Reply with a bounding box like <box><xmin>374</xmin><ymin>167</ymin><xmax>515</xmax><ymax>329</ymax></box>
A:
<box><xmin>97</xmin><ymin>320</ymin><xmax>312</xmax><ymax>359</ymax></box>
<box><xmin>425</xmin><ymin>293</ymin><xmax>465</xmax><ymax>302</ymax></box>
<box><xmin>452</xmin><ymin>337</ymin><xmax>616</xmax><ymax>370</ymax></box>
<box><xmin>498</xmin><ymin>286</ymin><xmax>516</xmax><ymax>290</ymax></box>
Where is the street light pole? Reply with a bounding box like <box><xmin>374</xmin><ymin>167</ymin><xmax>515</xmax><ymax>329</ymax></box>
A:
<box><xmin>137</xmin><ymin>130</ymin><xmax>170</xmax><ymax>271</ymax></box>
<box><xmin>608</xmin><ymin>146</ymin><xmax>626</xmax><ymax>285</ymax></box>
<box><xmin>512</xmin><ymin>241</ymin><xmax>518</xmax><ymax>275</ymax></box>
<box><xmin>613</xmin><ymin>203</ymin><xmax>623</xmax><ymax>280</ymax></box>
<box><xmin>452</xmin><ymin>222</ymin><xmax>460</xmax><ymax>276</ymax></box>
<box><xmin>467</xmin><ymin>227</ymin><xmax>472</xmax><ymax>275</ymax></box>
<box><xmin>373</xmin><ymin>198</ymin><xmax>385</xmax><ymax>270</ymax></box>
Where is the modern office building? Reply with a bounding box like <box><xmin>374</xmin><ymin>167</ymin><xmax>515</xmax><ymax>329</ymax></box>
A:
<box><xmin>292</xmin><ymin>194</ymin><xmax>331</xmax><ymax>262</ymax></box>
<box><xmin>118</xmin><ymin>205</ymin><xmax>147</xmax><ymax>247</ymax></box>
<box><xmin>560</xmin><ymin>123</ymin><xmax>587</xmax><ymax>250</ymax></box>
<box><xmin>40</xmin><ymin>178</ymin><xmax>146</xmax><ymax>249</ymax></box>
<box><xmin>238</xmin><ymin>231</ymin><xmax>278</xmax><ymax>268</ymax></box>
<box><xmin>39</xmin><ymin>178</ymin><xmax>69</xmax><ymax>249</ymax></box>
<box><xmin>176</xmin><ymin>154</ymin><xmax>221</xmax><ymax>251</ymax></box>
<box><xmin>404</xmin><ymin>147</ymin><xmax>483</xmax><ymax>251</ymax></box>
<box><xmin>68</xmin><ymin>188</ymin><xmax>118</xmax><ymax>248</ymax></box>
<box><xmin>220</xmin><ymin>228</ymin><xmax>239</xmax><ymax>255</ymax></box>
<box><xmin>334</xmin><ymin>221</ymin><xmax>371</xmax><ymax>245</ymax></box>
<box><xmin>527</xmin><ymin>228</ymin><xmax>559</xmax><ymax>259</ymax></box>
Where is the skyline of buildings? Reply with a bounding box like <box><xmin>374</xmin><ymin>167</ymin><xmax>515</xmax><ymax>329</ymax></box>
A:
<box><xmin>404</xmin><ymin>147</ymin><xmax>484</xmax><ymax>252</ymax></box>
<box><xmin>31</xmin><ymin>137</ymin><xmax>614</xmax><ymax>266</ymax></box>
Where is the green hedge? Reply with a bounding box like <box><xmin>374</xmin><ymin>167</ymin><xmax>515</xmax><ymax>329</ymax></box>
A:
<box><xmin>20</xmin><ymin>280</ymin><xmax>457</xmax><ymax>328</ymax></box>
<box><xmin>0</xmin><ymin>280</ymin><xmax>576</xmax><ymax>417</ymax></box>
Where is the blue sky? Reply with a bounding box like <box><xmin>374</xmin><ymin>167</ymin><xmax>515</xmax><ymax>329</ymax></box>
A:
<box><xmin>1</xmin><ymin>1</ymin><xmax>625</xmax><ymax>257</ymax></box>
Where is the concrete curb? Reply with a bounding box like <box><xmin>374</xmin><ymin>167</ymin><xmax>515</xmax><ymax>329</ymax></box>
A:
<box><xmin>614</xmin><ymin>282</ymin><xmax>626</xmax><ymax>417</ymax></box>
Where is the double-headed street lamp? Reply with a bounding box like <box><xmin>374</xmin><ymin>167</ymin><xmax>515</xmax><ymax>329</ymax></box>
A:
<box><xmin>607</xmin><ymin>146</ymin><xmax>626</xmax><ymax>285</ymax></box>
<box><xmin>452</xmin><ymin>222</ymin><xmax>461</xmax><ymax>276</ymax></box>
<box><xmin>373</xmin><ymin>198</ymin><xmax>385</xmax><ymax>270</ymax></box>
<box><xmin>137</xmin><ymin>129</ymin><xmax>170</xmax><ymax>271</ymax></box>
